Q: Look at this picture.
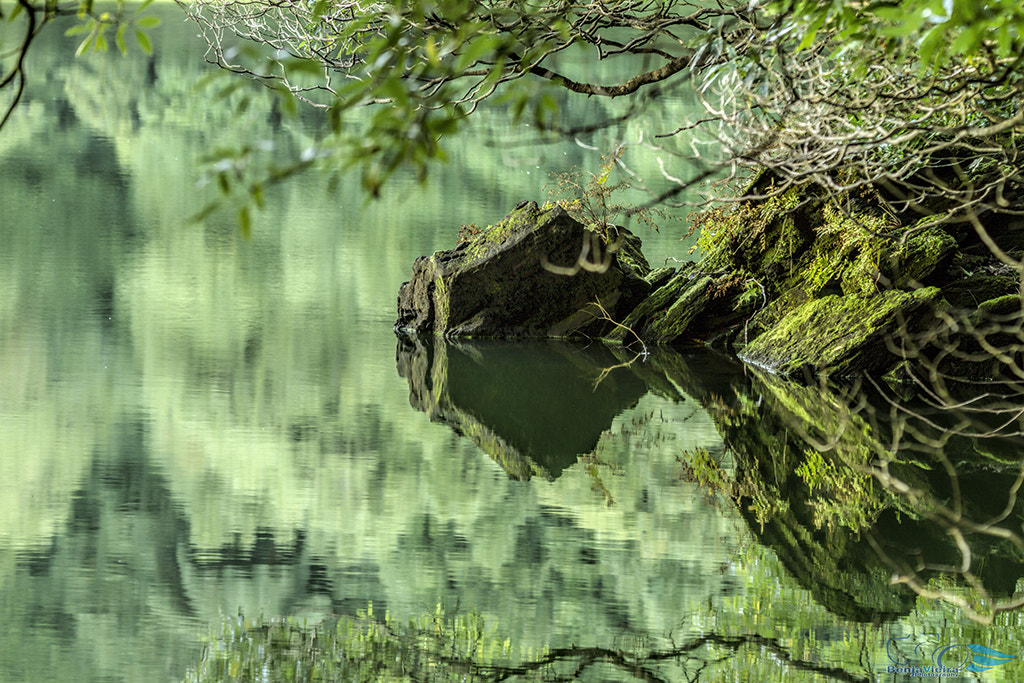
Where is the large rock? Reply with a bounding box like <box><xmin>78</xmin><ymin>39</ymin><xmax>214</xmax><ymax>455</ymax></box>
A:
<box><xmin>739</xmin><ymin>288</ymin><xmax>941</xmax><ymax>377</ymax></box>
<box><xmin>395</xmin><ymin>202</ymin><xmax>651</xmax><ymax>338</ymax></box>
<box><xmin>394</xmin><ymin>180</ymin><xmax>1019</xmax><ymax>380</ymax></box>
<box><xmin>608</xmin><ymin>264</ymin><xmax>761</xmax><ymax>346</ymax></box>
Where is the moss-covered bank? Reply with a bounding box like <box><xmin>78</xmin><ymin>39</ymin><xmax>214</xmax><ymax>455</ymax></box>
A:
<box><xmin>618</xmin><ymin>172</ymin><xmax>1022</xmax><ymax>379</ymax></box>
<box><xmin>396</xmin><ymin>174</ymin><xmax>1022</xmax><ymax>380</ymax></box>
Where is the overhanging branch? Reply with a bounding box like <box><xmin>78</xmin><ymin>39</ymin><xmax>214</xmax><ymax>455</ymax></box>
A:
<box><xmin>518</xmin><ymin>52</ymin><xmax>693</xmax><ymax>97</ymax></box>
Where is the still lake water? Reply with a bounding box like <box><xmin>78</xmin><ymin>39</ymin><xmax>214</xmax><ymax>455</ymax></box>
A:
<box><xmin>2</xmin><ymin>5</ymin><xmax>1024</xmax><ymax>682</ymax></box>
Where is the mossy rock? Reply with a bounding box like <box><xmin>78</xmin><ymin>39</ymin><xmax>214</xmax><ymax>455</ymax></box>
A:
<box><xmin>967</xmin><ymin>293</ymin><xmax>1024</xmax><ymax>327</ymax></box>
<box><xmin>395</xmin><ymin>202</ymin><xmax>651</xmax><ymax>339</ymax></box>
<box><xmin>880</xmin><ymin>226</ymin><xmax>958</xmax><ymax>288</ymax></box>
<box><xmin>608</xmin><ymin>269</ymin><xmax>754</xmax><ymax>345</ymax></box>
<box><xmin>739</xmin><ymin>288</ymin><xmax>941</xmax><ymax>377</ymax></box>
<box><xmin>943</xmin><ymin>274</ymin><xmax>1020</xmax><ymax>308</ymax></box>
<box><xmin>701</xmin><ymin>184</ymin><xmax>817</xmax><ymax>279</ymax></box>
<box><xmin>744</xmin><ymin>285</ymin><xmax>812</xmax><ymax>341</ymax></box>
<box><xmin>609</xmin><ymin>225</ymin><xmax>651</xmax><ymax>280</ymax></box>
<box><xmin>643</xmin><ymin>266</ymin><xmax>677</xmax><ymax>291</ymax></box>
<box><xmin>642</xmin><ymin>274</ymin><xmax>716</xmax><ymax>343</ymax></box>
<box><xmin>606</xmin><ymin>269</ymin><xmax>707</xmax><ymax>343</ymax></box>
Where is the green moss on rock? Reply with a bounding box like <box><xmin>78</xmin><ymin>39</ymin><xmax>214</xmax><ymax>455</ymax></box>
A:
<box><xmin>610</xmin><ymin>225</ymin><xmax>652</xmax><ymax>280</ymax></box>
<box><xmin>396</xmin><ymin>201</ymin><xmax>651</xmax><ymax>339</ymax></box>
<box><xmin>643</xmin><ymin>266</ymin><xmax>676</xmax><ymax>291</ymax></box>
<box><xmin>606</xmin><ymin>269</ymin><xmax>704</xmax><ymax>343</ymax></box>
<box><xmin>976</xmin><ymin>293</ymin><xmax>1023</xmax><ymax>319</ymax></box>
<box><xmin>882</xmin><ymin>226</ymin><xmax>958</xmax><ymax>288</ymax></box>
<box><xmin>608</xmin><ymin>270</ymin><xmax>748</xmax><ymax>345</ymax></box>
<box><xmin>739</xmin><ymin>288</ymin><xmax>940</xmax><ymax>377</ymax></box>
<box><xmin>942</xmin><ymin>274</ymin><xmax>1019</xmax><ymax>308</ymax></box>
<box><xmin>460</xmin><ymin>202</ymin><xmax>548</xmax><ymax>264</ymax></box>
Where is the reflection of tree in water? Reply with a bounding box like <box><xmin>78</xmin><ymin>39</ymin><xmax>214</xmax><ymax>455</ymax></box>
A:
<box><xmin>661</xmin><ymin>349</ymin><xmax>1024</xmax><ymax>625</ymax></box>
<box><xmin>187</xmin><ymin>607</ymin><xmax>874</xmax><ymax>682</ymax></box>
<box><xmin>857</xmin><ymin>374</ymin><xmax>1024</xmax><ymax>623</ymax></box>
<box><xmin>396</xmin><ymin>336</ymin><xmax>1024</xmax><ymax>629</ymax></box>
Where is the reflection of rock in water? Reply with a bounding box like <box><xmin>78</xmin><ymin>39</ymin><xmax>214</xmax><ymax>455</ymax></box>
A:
<box><xmin>651</xmin><ymin>350</ymin><xmax>916</xmax><ymax>621</ymax></box>
<box><xmin>395</xmin><ymin>335</ymin><xmax>649</xmax><ymax>479</ymax></box>
<box><xmin>649</xmin><ymin>348</ymin><xmax>1024</xmax><ymax>622</ymax></box>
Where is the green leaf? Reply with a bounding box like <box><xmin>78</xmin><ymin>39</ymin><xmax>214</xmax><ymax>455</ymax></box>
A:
<box><xmin>277</xmin><ymin>88</ymin><xmax>299</xmax><ymax>117</ymax></box>
<box><xmin>281</xmin><ymin>57</ymin><xmax>326</xmax><ymax>77</ymax></box>
<box><xmin>189</xmin><ymin>201</ymin><xmax>219</xmax><ymax>224</ymax></box>
<box><xmin>796</xmin><ymin>13</ymin><xmax>827</xmax><ymax>51</ymax></box>
<box><xmin>917</xmin><ymin>23</ymin><xmax>948</xmax><ymax>70</ymax></box>
<box><xmin>134</xmin><ymin>28</ymin><xmax>152</xmax><ymax>55</ymax></box>
<box><xmin>949</xmin><ymin>25</ymin><xmax>981</xmax><ymax>56</ymax></box>
<box><xmin>511</xmin><ymin>98</ymin><xmax>526</xmax><ymax>123</ymax></box>
<box><xmin>534</xmin><ymin>92</ymin><xmax>558</xmax><ymax>126</ymax></box>
<box><xmin>75</xmin><ymin>27</ymin><xmax>97</xmax><ymax>57</ymax></box>
<box><xmin>193</xmin><ymin>69</ymin><xmax>227</xmax><ymax>92</ymax></box>
<box><xmin>375</xmin><ymin>77</ymin><xmax>409</xmax><ymax>106</ymax></box>
<box><xmin>212</xmin><ymin>82</ymin><xmax>242</xmax><ymax>103</ymax></box>
<box><xmin>65</xmin><ymin>23</ymin><xmax>90</xmax><ymax>37</ymax></box>
<box><xmin>251</xmin><ymin>184</ymin><xmax>265</xmax><ymax>210</ymax></box>
<box><xmin>135</xmin><ymin>15</ymin><xmax>161</xmax><ymax>28</ymax></box>
<box><xmin>837</xmin><ymin>6</ymin><xmax>862</xmax><ymax>37</ymax></box>
<box><xmin>327</xmin><ymin>104</ymin><xmax>344</xmax><ymax>133</ymax></box>
<box><xmin>868</xmin><ymin>5</ymin><xmax>908</xmax><ymax>23</ymax></box>
<box><xmin>995</xmin><ymin>21</ymin><xmax>1018</xmax><ymax>57</ymax></box>
<box><xmin>115</xmin><ymin>23</ymin><xmax>127</xmax><ymax>56</ymax></box>
<box><xmin>455</xmin><ymin>34</ymin><xmax>498</xmax><ymax>72</ymax></box>
<box><xmin>235</xmin><ymin>96</ymin><xmax>251</xmax><ymax>116</ymax></box>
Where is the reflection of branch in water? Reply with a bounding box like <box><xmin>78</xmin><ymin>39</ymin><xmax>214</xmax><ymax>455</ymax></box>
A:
<box><xmin>867</xmin><ymin>370</ymin><xmax>1024</xmax><ymax>440</ymax></box>
<box><xmin>578</xmin><ymin>450</ymin><xmax>616</xmax><ymax>507</ymax></box>
<box><xmin>572</xmin><ymin>298</ymin><xmax>649</xmax><ymax>391</ymax></box>
<box><xmin>864</xmin><ymin>445</ymin><xmax>1024</xmax><ymax>623</ymax></box>
<box><xmin>866</xmin><ymin>530</ymin><xmax>1024</xmax><ymax>625</ymax></box>
<box><xmin>885</xmin><ymin>287</ymin><xmax>1024</xmax><ymax>407</ymax></box>
<box><xmin>197</xmin><ymin>599</ymin><xmax>875</xmax><ymax>682</ymax></box>
<box><xmin>477</xmin><ymin>632</ymin><xmax>871</xmax><ymax>682</ymax></box>
<box><xmin>758</xmin><ymin>370</ymin><xmax>1024</xmax><ymax>624</ymax></box>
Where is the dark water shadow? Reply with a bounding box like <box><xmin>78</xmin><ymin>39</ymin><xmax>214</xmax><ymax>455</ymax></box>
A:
<box><xmin>395</xmin><ymin>335</ymin><xmax>649</xmax><ymax>479</ymax></box>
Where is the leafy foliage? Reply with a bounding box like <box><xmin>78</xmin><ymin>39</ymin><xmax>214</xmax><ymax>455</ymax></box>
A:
<box><xmin>545</xmin><ymin>147</ymin><xmax>668</xmax><ymax>237</ymax></box>
<box><xmin>176</xmin><ymin>0</ymin><xmax>759</xmax><ymax>211</ymax></box>
<box><xmin>173</xmin><ymin>0</ymin><xmax>1024</xmax><ymax>282</ymax></box>
<box><xmin>775</xmin><ymin>0</ymin><xmax>1024</xmax><ymax>71</ymax></box>
<box><xmin>795</xmin><ymin>448</ymin><xmax>885</xmax><ymax>533</ymax></box>
<box><xmin>694</xmin><ymin>0</ymin><xmax>1024</xmax><ymax>229</ymax></box>
<box><xmin>180</xmin><ymin>0</ymin><xmax>588</xmax><ymax>197</ymax></box>
<box><xmin>64</xmin><ymin>0</ymin><xmax>160</xmax><ymax>56</ymax></box>
<box><xmin>1</xmin><ymin>0</ymin><xmax>161</xmax><ymax>128</ymax></box>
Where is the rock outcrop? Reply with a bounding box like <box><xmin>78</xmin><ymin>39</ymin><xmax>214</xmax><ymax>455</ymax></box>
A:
<box><xmin>739</xmin><ymin>288</ymin><xmax>940</xmax><ymax>377</ymax></box>
<box><xmin>396</xmin><ymin>173</ymin><xmax>1023</xmax><ymax>380</ymax></box>
<box><xmin>395</xmin><ymin>201</ymin><xmax>650</xmax><ymax>339</ymax></box>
